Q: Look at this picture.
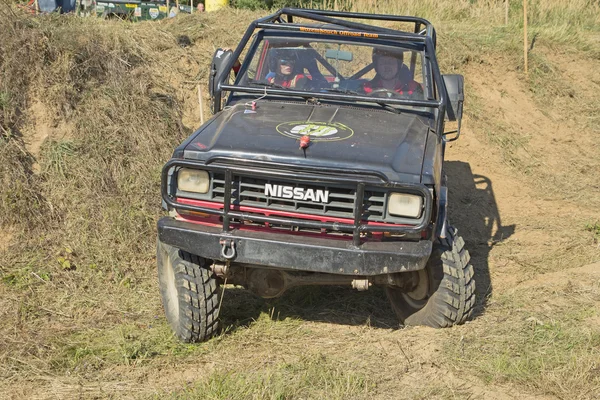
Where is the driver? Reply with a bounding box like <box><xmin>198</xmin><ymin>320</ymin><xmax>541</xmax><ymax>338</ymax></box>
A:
<box><xmin>362</xmin><ymin>48</ymin><xmax>423</xmax><ymax>97</ymax></box>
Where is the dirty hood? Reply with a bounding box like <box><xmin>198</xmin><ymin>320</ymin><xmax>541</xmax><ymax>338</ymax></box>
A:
<box><xmin>180</xmin><ymin>102</ymin><xmax>434</xmax><ymax>183</ymax></box>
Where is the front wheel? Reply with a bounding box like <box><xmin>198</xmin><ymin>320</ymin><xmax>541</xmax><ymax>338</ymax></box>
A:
<box><xmin>157</xmin><ymin>240</ymin><xmax>221</xmax><ymax>342</ymax></box>
<box><xmin>386</xmin><ymin>226</ymin><xmax>476</xmax><ymax>327</ymax></box>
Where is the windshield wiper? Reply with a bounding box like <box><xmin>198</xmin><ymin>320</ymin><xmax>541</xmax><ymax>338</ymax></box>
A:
<box><xmin>320</xmin><ymin>87</ymin><xmax>360</xmax><ymax>95</ymax></box>
<box><xmin>375</xmin><ymin>102</ymin><xmax>402</xmax><ymax>114</ymax></box>
<box><xmin>321</xmin><ymin>88</ymin><xmax>401</xmax><ymax>114</ymax></box>
<box><xmin>247</xmin><ymin>79</ymin><xmax>286</xmax><ymax>89</ymax></box>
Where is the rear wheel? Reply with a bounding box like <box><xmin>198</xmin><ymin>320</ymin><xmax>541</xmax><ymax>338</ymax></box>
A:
<box><xmin>386</xmin><ymin>226</ymin><xmax>476</xmax><ymax>327</ymax></box>
<box><xmin>157</xmin><ymin>240</ymin><xmax>220</xmax><ymax>342</ymax></box>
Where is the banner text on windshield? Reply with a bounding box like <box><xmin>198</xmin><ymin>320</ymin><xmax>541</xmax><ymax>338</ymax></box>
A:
<box><xmin>299</xmin><ymin>27</ymin><xmax>379</xmax><ymax>38</ymax></box>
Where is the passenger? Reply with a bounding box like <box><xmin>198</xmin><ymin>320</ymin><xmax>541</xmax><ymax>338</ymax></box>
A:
<box><xmin>265</xmin><ymin>49</ymin><xmax>305</xmax><ymax>88</ymax></box>
<box><xmin>230</xmin><ymin>46</ymin><xmax>325</xmax><ymax>90</ymax></box>
<box><xmin>362</xmin><ymin>48</ymin><xmax>423</xmax><ymax>97</ymax></box>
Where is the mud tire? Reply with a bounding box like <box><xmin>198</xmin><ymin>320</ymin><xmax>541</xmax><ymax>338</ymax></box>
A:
<box><xmin>157</xmin><ymin>240</ymin><xmax>220</xmax><ymax>342</ymax></box>
<box><xmin>386</xmin><ymin>226</ymin><xmax>476</xmax><ymax>327</ymax></box>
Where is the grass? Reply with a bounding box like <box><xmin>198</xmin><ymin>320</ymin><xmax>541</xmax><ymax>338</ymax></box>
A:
<box><xmin>1</xmin><ymin>261</ymin><xmax>51</xmax><ymax>288</ymax></box>
<box><xmin>586</xmin><ymin>222</ymin><xmax>600</xmax><ymax>243</ymax></box>
<box><xmin>446</xmin><ymin>281</ymin><xmax>600</xmax><ymax>398</ymax></box>
<box><xmin>44</xmin><ymin>311</ymin><xmax>309</xmax><ymax>373</ymax></box>
<box><xmin>473</xmin><ymin>323</ymin><xmax>599</xmax><ymax>391</ymax></box>
<box><xmin>166</xmin><ymin>353</ymin><xmax>372</xmax><ymax>400</ymax></box>
<box><xmin>299</xmin><ymin>0</ymin><xmax>600</xmax><ymax>28</ymax></box>
<box><xmin>43</xmin><ymin>140</ymin><xmax>75</xmax><ymax>177</ymax></box>
<box><xmin>49</xmin><ymin>322</ymin><xmax>200</xmax><ymax>371</ymax></box>
<box><xmin>1</xmin><ymin>1</ymin><xmax>600</xmax><ymax>399</ymax></box>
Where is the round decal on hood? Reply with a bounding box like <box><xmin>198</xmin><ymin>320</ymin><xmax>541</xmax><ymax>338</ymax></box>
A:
<box><xmin>276</xmin><ymin>121</ymin><xmax>354</xmax><ymax>142</ymax></box>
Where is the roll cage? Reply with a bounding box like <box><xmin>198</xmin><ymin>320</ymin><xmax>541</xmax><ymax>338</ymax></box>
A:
<box><xmin>212</xmin><ymin>8</ymin><xmax>449</xmax><ymax>136</ymax></box>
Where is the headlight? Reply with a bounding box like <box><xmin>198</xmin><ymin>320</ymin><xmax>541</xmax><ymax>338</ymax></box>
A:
<box><xmin>388</xmin><ymin>193</ymin><xmax>423</xmax><ymax>218</ymax></box>
<box><xmin>177</xmin><ymin>169</ymin><xmax>210</xmax><ymax>194</ymax></box>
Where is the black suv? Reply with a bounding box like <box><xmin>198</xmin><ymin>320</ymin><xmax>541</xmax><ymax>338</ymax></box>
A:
<box><xmin>157</xmin><ymin>8</ymin><xmax>474</xmax><ymax>342</ymax></box>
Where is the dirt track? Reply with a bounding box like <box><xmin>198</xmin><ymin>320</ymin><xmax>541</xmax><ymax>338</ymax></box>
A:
<box><xmin>14</xmin><ymin>56</ymin><xmax>599</xmax><ymax>400</ymax></box>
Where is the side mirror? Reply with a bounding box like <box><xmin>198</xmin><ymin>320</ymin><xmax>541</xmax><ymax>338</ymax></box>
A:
<box><xmin>442</xmin><ymin>74</ymin><xmax>464</xmax><ymax>142</ymax></box>
<box><xmin>208</xmin><ymin>48</ymin><xmax>235</xmax><ymax>114</ymax></box>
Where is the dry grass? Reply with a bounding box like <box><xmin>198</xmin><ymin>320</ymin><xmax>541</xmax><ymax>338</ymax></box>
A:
<box><xmin>1</xmin><ymin>1</ymin><xmax>600</xmax><ymax>399</ymax></box>
<box><xmin>444</xmin><ymin>268</ymin><xmax>600</xmax><ymax>398</ymax></box>
<box><xmin>0</xmin><ymin>5</ymin><xmax>262</xmax><ymax>397</ymax></box>
<box><xmin>165</xmin><ymin>352</ymin><xmax>372</xmax><ymax>400</ymax></box>
<box><xmin>302</xmin><ymin>0</ymin><xmax>600</xmax><ymax>27</ymax></box>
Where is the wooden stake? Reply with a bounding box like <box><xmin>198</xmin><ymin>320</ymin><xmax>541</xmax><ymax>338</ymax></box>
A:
<box><xmin>191</xmin><ymin>0</ymin><xmax>193</xmax><ymax>13</ymax></box>
<box><xmin>505</xmin><ymin>0</ymin><xmax>509</xmax><ymax>25</ymax></box>
<box><xmin>34</xmin><ymin>0</ymin><xmax>39</xmax><ymax>14</ymax></box>
<box><xmin>523</xmin><ymin>0</ymin><xmax>528</xmax><ymax>74</ymax></box>
<box><xmin>197</xmin><ymin>85</ymin><xmax>205</xmax><ymax>125</ymax></box>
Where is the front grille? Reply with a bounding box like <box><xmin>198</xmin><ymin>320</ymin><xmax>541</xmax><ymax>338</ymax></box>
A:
<box><xmin>210</xmin><ymin>173</ymin><xmax>387</xmax><ymax>222</ymax></box>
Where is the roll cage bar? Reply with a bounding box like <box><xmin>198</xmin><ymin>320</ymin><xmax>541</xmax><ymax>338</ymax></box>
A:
<box><xmin>216</xmin><ymin>8</ymin><xmax>448</xmax><ymax>136</ymax></box>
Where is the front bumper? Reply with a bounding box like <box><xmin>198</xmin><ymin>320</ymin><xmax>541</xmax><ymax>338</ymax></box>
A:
<box><xmin>158</xmin><ymin>217</ymin><xmax>432</xmax><ymax>276</ymax></box>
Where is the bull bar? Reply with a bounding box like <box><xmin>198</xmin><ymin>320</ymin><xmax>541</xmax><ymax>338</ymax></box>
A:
<box><xmin>161</xmin><ymin>158</ymin><xmax>433</xmax><ymax>245</ymax></box>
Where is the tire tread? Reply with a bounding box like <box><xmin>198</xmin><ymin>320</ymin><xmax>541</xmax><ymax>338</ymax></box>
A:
<box><xmin>158</xmin><ymin>242</ymin><xmax>220</xmax><ymax>343</ymax></box>
<box><xmin>389</xmin><ymin>225</ymin><xmax>476</xmax><ymax>328</ymax></box>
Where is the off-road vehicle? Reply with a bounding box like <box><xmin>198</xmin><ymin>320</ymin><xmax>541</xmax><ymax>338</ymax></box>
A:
<box><xmin>157</xmin><ymin>8</ymin><xmax>475</xmax><ymax>342</ymax></box>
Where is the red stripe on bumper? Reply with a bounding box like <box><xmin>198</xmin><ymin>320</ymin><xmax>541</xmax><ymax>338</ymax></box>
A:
<box><xmin>175</xmin><ymin>197</ymin><xmax>411</xmax><ymax>227</ymax></box>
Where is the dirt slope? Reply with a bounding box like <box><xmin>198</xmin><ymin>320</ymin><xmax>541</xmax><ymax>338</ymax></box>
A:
<box><xmin>1</xmin><ymin>7</ymin><xmax>599</xmax><ymax>400</ymax></box>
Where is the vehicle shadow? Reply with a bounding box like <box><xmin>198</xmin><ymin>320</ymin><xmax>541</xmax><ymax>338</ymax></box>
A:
<box><xmin>220</xmin><ymin>285</ymin><xmax>398</xmax><ymax>330</ymax></box>
<box><xmin>220</xmin><ymin>161</ymin><xmax>513</xmax><ymax>331</ymax></box>
<box><xmin>445</xmin><ymin>161</ymin><xmax>514</xmax><ymax>317</ymax></box>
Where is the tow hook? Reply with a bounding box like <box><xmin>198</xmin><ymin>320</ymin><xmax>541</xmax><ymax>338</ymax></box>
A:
<box><xmin>219</xmin><ymin>239</ymin><xmax>236</xmax><ymax>260</ymax></box>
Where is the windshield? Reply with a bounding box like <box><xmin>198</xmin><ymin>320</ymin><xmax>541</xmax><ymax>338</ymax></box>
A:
<box><xmin>236</xmin><ymin>35</ymin><xmax>426</xmax><ymax>102</ymax></box>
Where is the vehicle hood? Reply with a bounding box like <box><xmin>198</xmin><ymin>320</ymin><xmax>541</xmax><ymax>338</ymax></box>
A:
<box><xmin>180</xmin><ymin>102</ymin><xmax>433</xmax><ymax>183</ymax></box>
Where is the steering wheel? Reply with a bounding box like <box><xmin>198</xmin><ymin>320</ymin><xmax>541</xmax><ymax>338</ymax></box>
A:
<box><xmin>296</xmin><ymin>76</ymin><xmax>327</xmax><ymax>91</ymax></box>
<box><xmin>367</xmin><ymin>88</ymin><xmax>405</xmax><ymax>99</ymax></box>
